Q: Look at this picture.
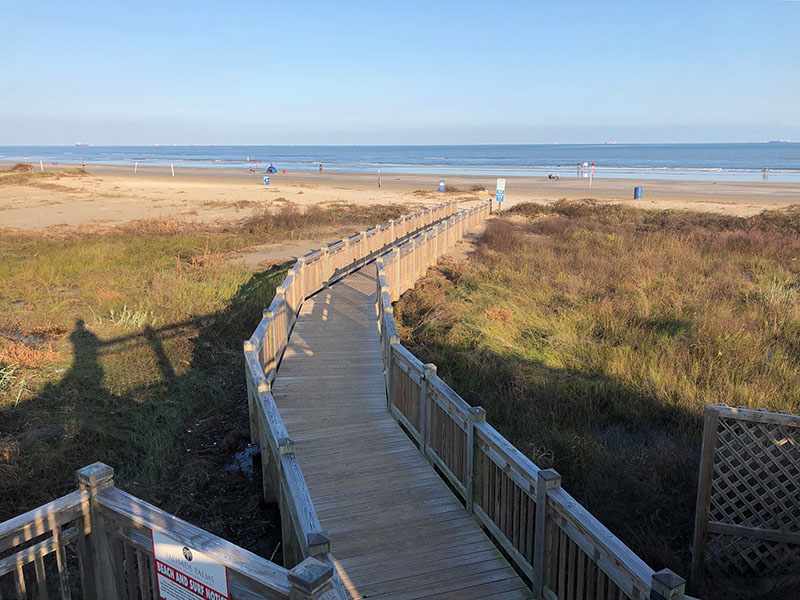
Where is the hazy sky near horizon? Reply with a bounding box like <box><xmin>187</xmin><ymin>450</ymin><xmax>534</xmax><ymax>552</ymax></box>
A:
<box><xmin>2</xmin><ymin>1</ymin><xmax>798</xmax><ymax>145</ymax></box>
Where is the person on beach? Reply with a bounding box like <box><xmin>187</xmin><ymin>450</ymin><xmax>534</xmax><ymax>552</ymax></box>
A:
<box><xmin>81</xmin><ymin>160</ymin><xmax>85</xmax><ymax>169</ymax></box>
<box><xmin>319</xmin><ymin>163</ymin><xmax>323</xmax><ymax>173</ymax></box>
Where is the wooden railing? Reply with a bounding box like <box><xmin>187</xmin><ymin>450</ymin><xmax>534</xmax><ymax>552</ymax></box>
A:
<box><xmin>244</xmin><ymin>200</ymin><xmax>459</xmax><ymax>385</ymax></box>
<box><xmin>375</xmin><ymin>205</ymin><xmax>695</xmax><ymax>600</ymax></box>
<box><xmin>0</xmin><ymin>462</ymin><xmax>335</xmax><ymax>600</ymax></box>
<box><xmin>242</xmin><ymin>199</ymin><xmax>463</xmax><ymax>598</ymax></box>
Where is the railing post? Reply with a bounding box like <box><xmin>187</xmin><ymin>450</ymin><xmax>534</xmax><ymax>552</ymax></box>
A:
<box><xmin>288</xmin><ymin>557</ymin><xmax>334</xmax><ymax>600</ymax></box>
<box><xmin>360</xmin><ymin>230</ymin><xmax>368</xmax><ymax>262</ymax></box>
<box><xmin>650</xmin><ymin>569</ymin><xmax>686</xmax><ymax>600</ymax></box>
<box><xmin>532</xmin><ymin>468</ymin><xmax>561</xmax><ymax>598</ymax></box>
<box><xmin>467</xmin><ymin>406</ymin><xmax>486</xmax><ymax>514</ymax></box>
<box><xmin>691</xmin><ymin>405</ymin><xmax>719</xmax><ymax>584</ymax></box>
<box><xmin>76</xmin><ymin>462</ymin><xmax>118</xmax><ymax>600</ymax></box>
<box><xmin>421</xmin><ymin>364</ymin><xmax>437</xmax><ymax>458</ymax></box>
<box><xmin>392</xmin><ymin>247</ymin><xmax>400</xmax><ymax>300</ymax></box>
<box><xmin>306</xmin><ymin>531</ymin><xmax>331</xmax><ymax>560</ymax></box>
<box><xmin>387</xmin><ymin>333</ymin><xmax>401</xmax><ymax>410</ymax></box>
<box><xmin>263</xmin><ymin>309</ymin><xmax>276</xmax><ymax>376</ymax></box>
<box><xmin>255</xmin><ymin>378</ymin><xmax>280</xmax><ymax>505</ymax></box>
<box><xmin>243</xmin><ymin>340</ymin><xmax>259</xmax><ymax>445</ymax></box>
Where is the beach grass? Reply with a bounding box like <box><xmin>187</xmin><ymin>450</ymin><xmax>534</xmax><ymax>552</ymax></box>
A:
<box><xmin>0</xmin><ymin>200</ymin><xmax>410</xmax><ymax>559</ymax></box>
<box><xmin>393</xmin><ymin>200</ymin><xmax>800</xmax><ymax>599</ymax></box>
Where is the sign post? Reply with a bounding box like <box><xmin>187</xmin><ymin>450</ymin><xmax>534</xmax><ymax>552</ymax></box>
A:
<box><xmin>152</xmin><ymin>530</ymin><xmax>229</xmax><ymax>600</ymax></box>
<box><xmin>438</xmin><ymin>179</ymin><xmax>446</xmax><ymax>193</ymax></box>
<box><xmin>263</xmin><ymin>176</ymin><xmax>270</xmax><ymax>186</ymax></box>
<box><xmin>496</xmin><ymin>178</ymin><xmax>505</xmax><ymax>211</ymax></box>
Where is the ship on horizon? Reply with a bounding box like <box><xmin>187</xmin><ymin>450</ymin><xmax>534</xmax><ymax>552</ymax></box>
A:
<box><xmin>75</xmin><ymin>142</ymin><xmax>89</xmax><ymax>147</ymax></box>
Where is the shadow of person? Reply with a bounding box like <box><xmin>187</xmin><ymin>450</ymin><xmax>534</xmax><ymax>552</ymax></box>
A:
<box><xmin>59</xmin><ymin>318</ymin><xmax>106</xmax><ymax>401</ymax></box>
<box><xmin>0</xmin><ymin>318</ymin><xmax>113</xmax><ymax>512</ymax></box>
<box><xmin>1</xmin><ymin>268</ymin><xmax>287</xmax><ymax>557</ymax></box>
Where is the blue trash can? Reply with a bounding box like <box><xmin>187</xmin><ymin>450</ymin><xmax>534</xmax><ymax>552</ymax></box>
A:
<box><xmin>633</xmin><ymin>186</ymin><xmax>643</xmax><ymax>199</ymax></box>
<box><xmin>438</xmin><ymin>179</ymin><xmax>446</xmax><ymax>193</ymax></box>
<box><xmin>263</xmin><ymin>176</ymin><xmax>270</xmax><ymax>186</ymax></box>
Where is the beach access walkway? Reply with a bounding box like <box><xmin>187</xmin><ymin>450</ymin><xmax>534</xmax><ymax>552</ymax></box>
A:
<box><xmin>271</xmin><ymin>269</ymin><xmax>533</xmax><ymax>599</ymax></box>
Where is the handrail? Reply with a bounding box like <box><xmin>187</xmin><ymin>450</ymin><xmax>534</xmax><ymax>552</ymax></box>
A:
<box><xmin>246</xmin><ymin>199</ymin><xmax>459</xmax><ymax>383</ymax></box>
<box><xmin>374</xmin><ymin>202</ymin><xmax>694</xmax><ymax>600</ymax></box>
<box><xmin>0</xmin><ymin>463</ymin><xmax>335</xmax><ymax>600</ymax></box>
<box><xmin>243</xmin><ymin>198</ymin><xmax>463</xmax><ymax>598</ymax></box>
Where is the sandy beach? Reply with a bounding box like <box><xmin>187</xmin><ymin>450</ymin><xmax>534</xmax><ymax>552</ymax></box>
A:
<box><xmin>1</xmin><ymin>162</ymin><xmax>798</xmax><ymax>231</ymax></box>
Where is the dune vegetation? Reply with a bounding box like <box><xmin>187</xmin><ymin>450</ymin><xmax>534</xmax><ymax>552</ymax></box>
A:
<box><xmin>394</xmin><ymin>200</ymin><xmax>800</xmax><ymax>598</ymax></box>
<box><xmin>0</xmin><ymin>200</ymin><xmax>409</xmax><ymax>561</ymax></box>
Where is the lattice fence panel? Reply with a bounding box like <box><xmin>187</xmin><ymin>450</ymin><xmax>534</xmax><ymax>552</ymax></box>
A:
<box><xmin>692</xmin><ymin>405</ymin><xmax>800</xmax><ymax>579</ymax></box>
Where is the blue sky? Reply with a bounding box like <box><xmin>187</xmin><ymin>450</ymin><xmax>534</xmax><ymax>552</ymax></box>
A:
<box><xmin>1</xmin><ymin>1</ymin><xmax>798</xmax><ymax>145</ymax></box>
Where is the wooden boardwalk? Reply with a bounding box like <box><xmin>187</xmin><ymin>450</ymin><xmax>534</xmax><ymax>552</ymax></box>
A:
<box><xmin>272</xmin><ymin>269</ymin><xmax>533</xmax><ymax>600</ymax></box>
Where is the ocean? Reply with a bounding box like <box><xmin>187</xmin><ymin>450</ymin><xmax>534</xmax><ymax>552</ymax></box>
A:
<box><xmin>1</xmin><ymin>143</ymin><xmax>799</xmax><ymax>182</ymax></box>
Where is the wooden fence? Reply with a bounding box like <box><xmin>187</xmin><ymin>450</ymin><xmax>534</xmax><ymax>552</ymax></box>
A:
<box><xmin>242</xmin><ymin>199</ymin><xmax>464</xmax><ymax>598</ymax></box>
<box><xmin>691</xmin><ymin>405</ymin><xmax>800</xmax><ymax>581</ymax></box>
<box><xmin>0</xmin><ymin>462</ymin><xmax>335</xmax><ymax>600</ymax></box>
<box><xmin>374</xmin><ymin>210</ymin><xmax>695</xmax><ymax>600</ymax></box>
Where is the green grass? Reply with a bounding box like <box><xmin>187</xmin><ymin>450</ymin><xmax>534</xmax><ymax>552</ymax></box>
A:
<box><xmin>394</xmin><ymin>201</ymin><xmax>800</xmax><ymax>599</ymax></box>
<box><xmin>0</xmin><ymin>201</ymin><xmax>411</xmax><ymax>560</ymax></box>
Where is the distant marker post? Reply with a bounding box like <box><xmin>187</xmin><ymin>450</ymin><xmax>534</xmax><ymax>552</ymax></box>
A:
<box><xmin>134</xmin><ymin>161</ymin><xmax>138</xmax><ymax>173</ymax></box>
<box><xmin>378</xmin><ymin>169</ymin><xmax>381</xmax><ymax>188</ymax></box>
<box><xmin>39</xmin><ymin>160</ymin><xmax>44</xmax><ymax>172</ymax></box>
<box><xmin>171</xmin><ymin>163</ymin><xmax>175</xmax><ymax>177</ymax></box>
<box><xmin>496</xmin><ymin>178</ymin><xmax>505</xmax><ymax>212</ymax></box>
<box><xmin>589</xmin><ymin>162</ymin><xmax>595</xmax><ymax>189</ymax></box>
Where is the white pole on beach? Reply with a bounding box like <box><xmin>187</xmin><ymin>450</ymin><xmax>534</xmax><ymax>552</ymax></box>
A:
<box><xmin>171</xmin><ymin>163</ymin><xmax>175</xmax><ymax>177</ymax></box>
<box><xmin>134</xmin><ymin>161</ymin><xmax>138</xmax><ymax>173</ymax></box>
<box><xmin>40</xmin><ymin>160</ymin><xmax>44</xmax><ymax>172</ymax></box>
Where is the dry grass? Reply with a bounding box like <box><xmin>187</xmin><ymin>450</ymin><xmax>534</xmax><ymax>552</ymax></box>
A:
<box><xmin>242</xmin><ymin>202</ymin><xmax>409</xmax><ymax>237</ymax></box>
<box><xmin>0</xmin><ymin>342</ymin><xmax>60</xmax><ymax>368</ymax></box>
<box><xmin>0</xmin><ymin>164</ymin><xmax>88</xmax><ymax>186</ymax></box>
<box><xmin>395</xmin><ymin>201</ymin><xmax>800</xmax><ymax>600</ymax></box>
<box><xmin>0</xmin><ymin>199</ymin><xmax>420</xmax><ymax>561</ymax></box>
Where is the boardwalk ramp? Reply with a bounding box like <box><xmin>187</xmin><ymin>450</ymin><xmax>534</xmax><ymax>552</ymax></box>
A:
<box><xmin>272</xmin><ymin>269</ymin><xmax>532</xmax><ymax>599</ymax></box>
<box><xmin>243</xmin><ymin>200</ymin><xmax>693</xmax><ymax>600</ymax></box>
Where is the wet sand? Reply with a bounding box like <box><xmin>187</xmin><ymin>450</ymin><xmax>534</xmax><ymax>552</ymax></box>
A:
<box><xmin>1</xmin><ymin>162</ymin><xmax>798</xmax><ymax>230</ymax></box>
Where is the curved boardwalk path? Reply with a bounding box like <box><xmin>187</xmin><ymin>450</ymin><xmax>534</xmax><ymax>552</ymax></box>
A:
<box><xmin>271</xmin><ymin>269</ymin><xmax>533</xmax><ymax>600</ymax></box>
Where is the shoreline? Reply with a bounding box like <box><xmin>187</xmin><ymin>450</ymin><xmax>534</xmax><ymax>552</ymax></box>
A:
<box><xmin>1</xmin><ymin>162</ymin><xmax>798</xmax><ymax>231</ymax></box>
<box><xmin>3</xmin><ymin>159</ymin><xmax>799</xmax><ymax>183</ymax></box>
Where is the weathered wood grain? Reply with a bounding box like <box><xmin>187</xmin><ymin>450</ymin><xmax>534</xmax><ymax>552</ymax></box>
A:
<box><xmin>272</xmin><ymin>267</ymin><xmax>531</xmax><ymax>599</ymax></box>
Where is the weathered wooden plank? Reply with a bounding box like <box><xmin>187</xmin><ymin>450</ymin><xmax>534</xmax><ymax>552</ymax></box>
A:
<box><xmin>52</xmin><ymin>526</ymin><xmax>72</xmax><ymax>600</ymax></box>
<box><xmin>107</xmin><ymin>515</ymin><xmax>291</xmax><ymax>600</ymax></box>
<box><xmin>547</xmin><ymin>490</ymin><xmax>652</xmax><ymax>598</ymax></box>
<box><xmin>0</xmin><ymin>490</ymin><xmax>89</xmax><ymax>554</ymax></box>
<box><xmin>0</xmin><ymin>528</ymin><xmax>78</xmax><ymax>577</ymax></box>
<box><xmin>712</xmin><ymin>404</ymin><xmax>800</xmax><ymax>426</ymax></box>
<box><xmin>33</xmin><ymin>554</ymin><xmax>48</xmax><ymax>600</ymax></box>
<box><xmin>267</xmin><ymin>206</ymin><xmax>530</xmax><ymax>599</ymax></box>
<box><xmin>94</xmin><ymin>488</ymin><xmax>292</xmax><ymax>596</ymax></box>
<box><xmin>691</xmin><ymin>405</ymin><xmax>720</xmax><ymax>582</ymax></box>
<box><xmin>136</xmin><ymin>549</ymin><xmax>153</xmax><ymax>600</ymax></box>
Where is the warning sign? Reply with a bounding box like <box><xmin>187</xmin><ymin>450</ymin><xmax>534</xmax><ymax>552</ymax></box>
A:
<box><xmin>152</xmin><ymin>531</ymin><xmax>229</xmax><ymax>600</ymax></box>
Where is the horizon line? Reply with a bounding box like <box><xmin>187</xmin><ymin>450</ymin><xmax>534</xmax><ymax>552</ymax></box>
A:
<box><xmin>1</xmin><ymin>141</ymin><xmax>796</xmax><ymax>148</ymax></box>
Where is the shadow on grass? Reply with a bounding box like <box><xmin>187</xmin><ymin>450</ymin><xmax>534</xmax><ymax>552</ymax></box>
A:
<box><xmin>0</xmin><ymin>266</ymin><xmax>286</xmax><ymax>561</ymax></box>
